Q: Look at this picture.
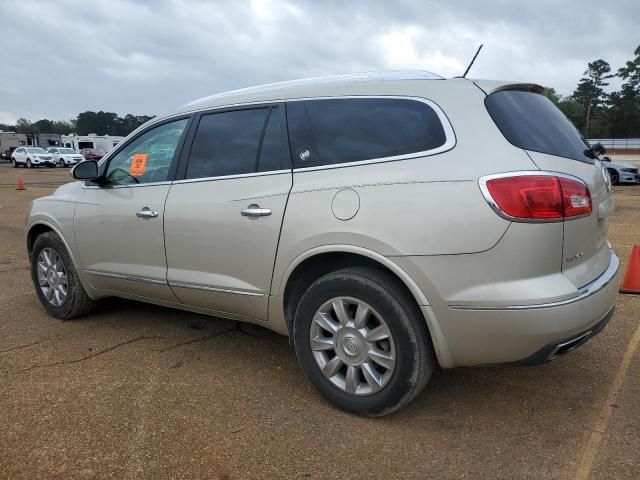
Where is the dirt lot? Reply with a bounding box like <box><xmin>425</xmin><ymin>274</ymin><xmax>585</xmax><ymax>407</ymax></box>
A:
<box><xmin>0</xmin><ymin>164</ymin><xmax>639</xmax><ymax>479</ymax></box>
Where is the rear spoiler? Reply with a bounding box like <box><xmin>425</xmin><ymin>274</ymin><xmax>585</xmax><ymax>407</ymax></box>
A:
<box><xmin>472</xmin><ymin>80</ymin><xmax>545</xmax><ymax>96</ymax></box>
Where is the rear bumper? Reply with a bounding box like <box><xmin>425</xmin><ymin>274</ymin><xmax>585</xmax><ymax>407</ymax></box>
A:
<box><xmin>440</xmin><ymin>251</ymin><xmax>620</xmax><ymax>366</ymax></box>
<box><xmin>506</xmin><ymin>306</ymin><xmax>614</xmax><ymax>365</ymax></box>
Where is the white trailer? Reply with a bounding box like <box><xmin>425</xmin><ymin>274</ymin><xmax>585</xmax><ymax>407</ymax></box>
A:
<box><xmin>61</xmin><ymin>134</ymin><xmax>125</xmax><ymax>152</ymax></box>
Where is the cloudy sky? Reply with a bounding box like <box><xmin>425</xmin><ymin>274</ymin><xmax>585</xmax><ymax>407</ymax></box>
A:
<box><xmin>0</xmin><ymin>0</ymin><xmax>638</xmax><ymax>124</ymax></box>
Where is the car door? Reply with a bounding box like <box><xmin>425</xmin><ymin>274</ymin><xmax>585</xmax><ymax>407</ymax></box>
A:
<box><xmin>164</xmin><ymin>105</ymin><xmax>292</xmax><ymax>321</ymax></box>
<box><xmin>14</xmin><ymin>148</ymin><xmax>26</xmax><ymax>163</ymax></box>
<box><xmin>74</xmin><ymin>116</ymin><xmax>192</xmax><ymax>302</ymax></box>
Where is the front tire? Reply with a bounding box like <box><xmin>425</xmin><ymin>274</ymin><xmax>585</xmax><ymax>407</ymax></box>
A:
<box><xmin>293</xmin><ymin>267</ymin><xmax>434</xmax><ymax>416</ymax></box>
<box><xmin>31</xmin><ymin>231</ymin><xmax>96</xmax><ymax>319</ymax></box>
<box><xmin>608</xmin><ymin>169</ymin><xmax>619</xmax><ymax>185</ymax></box>
<box><xmin>59</xmin><ymin>159</ymin><xmax>65</xmax><ymax>168</ymax></box>
<box><xmin>26</xmin><ymin>158</ymin><xmax>32</xmax><ymax>168</ymax></box>
<box><xmin>11</xmin><ymin>158</ymin><xmax>17</xmax><ymax>168</ymax></box>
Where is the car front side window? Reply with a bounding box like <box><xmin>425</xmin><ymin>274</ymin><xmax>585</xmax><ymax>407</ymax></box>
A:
<box><xmin>104</xmin><ymin>118</ymin><xmax>189</xmax><ymax>186</ymax></box>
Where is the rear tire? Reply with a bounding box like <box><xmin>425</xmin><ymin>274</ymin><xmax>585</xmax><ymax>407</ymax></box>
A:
<box><xmin>31</xmin><ymin>231</ymin><xmax>96</xmax><ymax>320</ymax></box>
<box><xmin>293</xmin><ymin>266</ymin><xmax>434</xmax><ymax>416</ymax></box>
<box><xmin>608</xmin><ymin>169</ymin><xmax>619</xmax><ymax>185</ymax></box>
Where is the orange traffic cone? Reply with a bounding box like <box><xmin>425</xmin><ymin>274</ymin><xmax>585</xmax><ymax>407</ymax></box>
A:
<box><xmin>16</xmin><ymin>177</ymin><xmax>25</xmax><ymax>191</ymax></box>
<box><xmin>620</xmin><ymin>245</ymin><xmax>640</xmax><ymax>294</ymax></box>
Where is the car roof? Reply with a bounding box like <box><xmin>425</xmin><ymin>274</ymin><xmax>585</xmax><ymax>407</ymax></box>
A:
<box><xmin>176</xmin><ymin>70</ymin><xmax>447</xmax><ymax>112</ymax></box>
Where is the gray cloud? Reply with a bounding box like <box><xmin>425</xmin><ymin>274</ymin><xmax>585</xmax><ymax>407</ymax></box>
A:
<box><xmin>0</xmin><ymin>0</ymin><xmax>638</xmax><ymax>123</ymax></box>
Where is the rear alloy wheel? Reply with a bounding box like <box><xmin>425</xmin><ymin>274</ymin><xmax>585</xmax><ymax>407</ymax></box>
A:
<box><xmin>309</xmin><ymin>296</ymin><xmax>396</xmax><ymax>395</ymax></box>
<box><xmin>26</xmin><ymin>158</ymin><xmax>32</xmax><ymax>168</ymax></box>
<box><xmin>293</xmin><ymin>266</ymin><xmax>434</xmax><ymax>416</ymax></box>
<box><xmin>608</xmin><ymin>169</ymin><xmax>619</xmax><ymax>185</ymax></box>
<box><xmin>31</xmin><ymin>231</ymin><xmax>96</xmax><ymax>319</ymax></box>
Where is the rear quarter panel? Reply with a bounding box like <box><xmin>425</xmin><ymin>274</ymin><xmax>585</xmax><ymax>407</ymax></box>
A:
<box><xmin>271</xmin><ymin>80</ymin><xmax>539</xmax><ymax>298</ymax></box>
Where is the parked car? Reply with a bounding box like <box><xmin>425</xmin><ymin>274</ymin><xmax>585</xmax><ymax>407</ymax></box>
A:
<box><xmin>600</xmin><ymin>156</ymin><xmax>640</xmax><ymax>184</ymax></box>
<box><xmin>80</xmin><ymin>148</ymin><xmax>106</xmax><ymax>161</ymax></box>
<box><xmin>47</xmin><ymin>147</ymin><xmax>85</xmax><ymax>167</ymax></box>
<box><xmin>11</xmin><ymin>147</ymin><xmax>54</xmax><ymax>167</ymax></box>
<box><xmin>25</xmin><ymin>72</ymin><xmax>620</xmax><ymax>416</ymax></box>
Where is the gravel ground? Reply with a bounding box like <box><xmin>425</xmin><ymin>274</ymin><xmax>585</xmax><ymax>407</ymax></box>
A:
<box><xmin>0</xmin><ymin>164</ymin><xmax>639</xmax><ymax>479</ymax></box>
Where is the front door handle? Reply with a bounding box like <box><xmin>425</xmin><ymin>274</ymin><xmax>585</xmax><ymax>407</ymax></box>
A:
<box><xmin>136</xmin><ymin>207</ymin><xmax>159</xmax><ymax>219</ymax></box>
<box><xmin>241</xmin><ymin>204</ymin><xmax>272</xmax><ymax>218</ymax></box>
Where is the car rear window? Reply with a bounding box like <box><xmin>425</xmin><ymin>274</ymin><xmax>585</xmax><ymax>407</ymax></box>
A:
<box><xmin>485</xmin><ymin>90</ymin><xmax>593</xmax><ymax>163</ymax></box>
<box><xmin>287</xmin><ymin>98</ymin><xmax>447</xmax><ymax>168</ymax></box>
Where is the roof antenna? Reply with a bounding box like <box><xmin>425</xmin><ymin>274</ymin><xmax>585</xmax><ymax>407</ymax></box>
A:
<box><xmin>462</xmin><ymin>44</ymin><xmax>483</xmax><ymax>78</ymax></box>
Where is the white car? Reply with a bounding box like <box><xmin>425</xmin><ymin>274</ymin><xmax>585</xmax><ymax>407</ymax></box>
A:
<box><xmin>601</xmin><ymin>157</ymin><xmax>640</xmax><ymax>184</ymax></box>
<box><xmin>11</xmin><ymin>147</ymin><xmax>55</xmax><ymax>168</ymax></box>
<box><xmin>47</xmin><ymin>147</ymin><xmax>85</xmax><ymax>167</ymax></box>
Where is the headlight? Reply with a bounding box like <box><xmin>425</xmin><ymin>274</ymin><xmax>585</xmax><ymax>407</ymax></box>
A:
<box><xmin>621</xmin><ymin>168</ymin><xmax>636</xmax><ymax>173</ymax></box>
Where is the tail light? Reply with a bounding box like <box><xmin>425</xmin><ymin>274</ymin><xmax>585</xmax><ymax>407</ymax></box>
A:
<box><xmin>480</xmin><ymin>173</ymin><xmax>592</xmax><ymax>222</ymax></box>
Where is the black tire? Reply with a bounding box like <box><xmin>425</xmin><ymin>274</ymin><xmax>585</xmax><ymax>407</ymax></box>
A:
<box><xmin>26</xmin><ymin>158</ymin><xmax>32</xmax><ymax>168</ymax></box>
<box><xmin>293</xmin><ymin>266</ymin><xmax>434</xmax><ymax>416</ymax></box>
<box><xmin>59</xmin><ymin>159</ymin><xmax>65</xmax><ymax>168</ymax></box>
<box><xmin>11</xmin><ymin>158</ymin><xmax>17</xmax><ymax>168</ymax></box>
<box><xmin>31</xmin><ymin>231</ymin><xmax>96</xmax><ymax>319</ymax></box>
<box><xmin>608</xmin><ymin>169</ymin><xmax>619</xmax><ymax>185</ymax></box>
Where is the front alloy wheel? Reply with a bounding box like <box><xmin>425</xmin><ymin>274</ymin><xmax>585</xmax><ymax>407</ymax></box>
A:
<box><xmin>31</xmin><ymin>231</ymin><xmax>95</xmax><ymax>319</ymax></box>
<box><xmin>26</xmin><ymin>158</ymin><xmax>32</xmax><ymax>168</ymax></box>
<box><xmin>36</xmin><ymin>247</ymin><xmax>68</xmax><ymax>306</ymax></box>
<box><xmin>59</xmin><ymin>159</ymin><xmax>65</xmax><ymax>167</ymax></box>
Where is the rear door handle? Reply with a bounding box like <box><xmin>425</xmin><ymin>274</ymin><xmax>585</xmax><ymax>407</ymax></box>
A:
<box><xmin>241</xmin><ymin>204</ymin><xmax>272</xmax><ymax>218</ymax></box>
<box><xmin>136</xmin><ymin>207</ymin><xmax>159</xmax><ymax>219</ymax></box>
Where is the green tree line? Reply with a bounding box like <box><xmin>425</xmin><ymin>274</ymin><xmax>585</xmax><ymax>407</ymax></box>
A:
<box><xmin>545</xmin><ymin>45</ymin><xmax>640</xmax><ymax>138</ymax></box>
<box><xmin>0</xmin><ymin>111</ymin><xmax>154</xmax><ymax>137</ymax></box>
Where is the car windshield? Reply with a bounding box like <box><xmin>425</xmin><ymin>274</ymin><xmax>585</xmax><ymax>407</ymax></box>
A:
<box><xmin>27</xmin><ymin>148</ymin><xmax>46</xmax><ymax>153</ymax></box>
<box><xmin>60</xmin><ymin>148</ymin><xmax>76</xmax><ymax>154</ymax></box>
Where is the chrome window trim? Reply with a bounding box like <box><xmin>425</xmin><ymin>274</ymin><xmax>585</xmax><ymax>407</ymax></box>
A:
<box><xmin>169</xmin><ymin>281</ymin><xmax>264</xmax><ymax>297</ymax></box>
<box><xmin>478</xmin><ymin>170</ymin><xmax>593</xmax><ymax>224</ymax></box>
<box><xmin>83</xmin><ymin>269</ymin><xmax>167</xmax><ymax>285</ymax></box>
<box><xmin>82</xmin><ymin>180</ymin><xmax>173</xmax><ymax>190</ymax></box>
<box><xmin>288</xmin><ymin>95</ymin><xmax>456</xmax><ymax>172</ymax></box>
<box><xmin>172</xmin><ymin>169</ymin><xmax>290</xmax><ymax>185</ymax></box>
<box><xmin>449</xmin><ymin>251</ymin><xmax>619</xmax><ymax>311</ymax></box>
<box><xmin>136</xmin><ymin>95</ymin><xmax>454</xmax><ymax>179</ymax></box>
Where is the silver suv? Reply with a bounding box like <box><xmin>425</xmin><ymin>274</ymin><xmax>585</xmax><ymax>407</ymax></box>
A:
<box><xmin>26</xmin><ymin>71</ymin><xmax>620</xmax><ymax>416</ymax></box>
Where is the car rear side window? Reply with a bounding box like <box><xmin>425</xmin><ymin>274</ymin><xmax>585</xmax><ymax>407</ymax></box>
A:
<box><xmin>287</xmin><ymin>98</ymin><xmax>447</xmax><ymax>168</ymax></box>
<box><xmin>485</xmin><ymin>90</ymin><xmax>593</xmax><ymax>163</ymax></box>
<box><xmin>186</xmin><ymin>106</ymin><xmax>288</xmax><ymax>179</ymax></box>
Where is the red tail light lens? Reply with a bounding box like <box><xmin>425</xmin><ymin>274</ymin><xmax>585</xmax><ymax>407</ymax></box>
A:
<box><xmin>559</xmin><ymin>177</ymin><xmax>592</xmax><ymax>217</ymax></box>
<box><xmin>483</xmin><ymin>174</ymin><xmax>591</xmax><ymax>221</ymax></box>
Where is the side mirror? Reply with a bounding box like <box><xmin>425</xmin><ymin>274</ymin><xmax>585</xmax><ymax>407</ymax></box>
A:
<box><xmin>71</xmin><ymin>160</ymin><xmax>99</xmax><ymax>181</ymax></box>
<box><xmin>592</xmin><ymin>142</ymin><xmax>607</xmax><ymax>156</ymax></box>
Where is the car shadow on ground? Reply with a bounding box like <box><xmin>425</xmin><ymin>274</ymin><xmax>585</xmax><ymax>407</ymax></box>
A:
<box><xmin>68</xmin><ymin>296</ymin><xmax>607</xmax><ymax>427</ymax></box>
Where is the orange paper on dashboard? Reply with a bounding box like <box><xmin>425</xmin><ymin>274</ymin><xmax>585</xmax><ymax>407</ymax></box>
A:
<box><xmin>130</xmin><ymin>153</ymin><xmax>148</xmax><ymax>176</ymax></box>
